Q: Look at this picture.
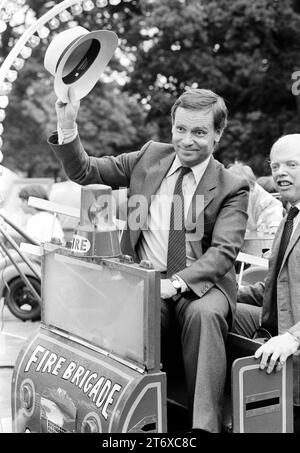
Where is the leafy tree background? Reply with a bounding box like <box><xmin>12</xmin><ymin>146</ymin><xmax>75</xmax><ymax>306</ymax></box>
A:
<box><xmin>1</xmin><ymin>0</ymin><xmax>300</xmax><ymax>179</ymax></box>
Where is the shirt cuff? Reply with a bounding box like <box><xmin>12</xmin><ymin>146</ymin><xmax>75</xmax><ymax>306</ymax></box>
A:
<box><xmin>57</xmin><ymin>123</ymin><xmax>78</xmax><ymax>145</ymax></box>
<box><xmin>173</xmin><ymin>274</ymin><xmax>188</xmax><ymax>293</ymax></box>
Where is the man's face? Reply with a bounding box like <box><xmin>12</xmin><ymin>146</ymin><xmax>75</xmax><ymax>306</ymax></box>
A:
<box><xmin>172</xmin><ymin>107</ymin><xmax>221</xmax><ymax>167</ymax></box>
<box><xmin>270</xmin><ymin>138</ymin><xmax>300</xmax><ymax>205</ymax></box>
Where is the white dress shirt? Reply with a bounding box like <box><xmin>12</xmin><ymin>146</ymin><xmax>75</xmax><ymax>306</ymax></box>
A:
<box><xmin>59</xmin><ymin>126</ymin><xmax>211</xmax><ymax>291</ymax></box>
<box><xmin>137</xmin><ymin>155</ymin><xmax>211</xmax><ymax>274</ymax></box>
<box><xmin>57</xmin><ymin>124</ymin><xmax>78</xmax><ymax>145</ymax></box>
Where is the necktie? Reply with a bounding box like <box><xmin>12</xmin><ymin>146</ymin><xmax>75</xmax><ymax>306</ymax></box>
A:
<box><xmin>262</xmin><ymin>205</ymin><xmax>299</xmax><ymax>335</ymax></box>
<box><xmin>166</xmin><ymin>166</ymin><xmax>192</xmax><ymax>277</ymax></box>
<box><xmin>275</xmin><ymin>206</ymin><xmax>299</xmax><ymax>278</ymax></box>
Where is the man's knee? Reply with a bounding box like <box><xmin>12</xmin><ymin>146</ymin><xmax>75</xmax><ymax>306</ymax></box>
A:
<box><xmin>183</xmin><ymin>296</ymin><xmax>228</xmax><ymax>327</ymax></box>
<box><xmin>232</xmin><ymin>303</ymin><xmax>261</xmax><ymax>337</ymax></box>
<box><xmin>234</xmin><ymin>303</ymin><xmax>261</xmax><ymax>325</ymax></box>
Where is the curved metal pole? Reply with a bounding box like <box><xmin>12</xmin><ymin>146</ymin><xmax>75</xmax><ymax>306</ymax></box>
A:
<box><xmin>0</xmin><ymin>240</ymin><xmax>41</xmax><ymax>304</ymax></box>
<box><xmin>0</xmin><ymin>0</ymin><xmax>83</xmax><ymax>86</ymax></box>
<box><xmin>0</xmin><ymin>211</ymin><xmax>39</xmax><ymax>245</ymax></box>
<box><xmin>0</xmin><ymin>225</ymin><xmax>40</xmax><ymax>279</ymax></box>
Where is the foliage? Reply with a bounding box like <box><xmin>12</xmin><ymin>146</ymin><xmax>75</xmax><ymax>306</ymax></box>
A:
<box><xmin>123</xmin><ymin>0</ymin><xmax>300</xmax><ymax>175</ymax></box>
<box><xmin>2</xmin><ymin>0</ymin><xmax>300</xmax><ymax>177</ymax></box>
<box><xmin>77</xmin><ymin>82</ymin><xmax>157</xmax><ymax>157</ymax></box>
<box><xmin>2</xmin><ymin>57</ymin><xmax>56</xmax><ymax>177</ymax></box>
<box><xmin>1</xmin><ymin>0</ymin><xmax>151</xmax><ymax>178</ymax></box>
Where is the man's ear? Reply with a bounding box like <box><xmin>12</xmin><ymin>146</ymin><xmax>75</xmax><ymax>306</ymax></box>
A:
<box><xmin>214</xmin><ymin>129</ymin><xmax>223</xmax><ymax>143</ymax></box>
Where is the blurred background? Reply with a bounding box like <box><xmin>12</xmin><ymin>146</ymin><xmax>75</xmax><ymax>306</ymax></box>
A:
<box><xmin>1</xmin><ymin>0</ymin><xmax>300</xmax><ymax>183</ymax></box>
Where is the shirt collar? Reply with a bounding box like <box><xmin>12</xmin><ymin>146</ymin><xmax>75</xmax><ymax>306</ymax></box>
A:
<box><xmin>293</xmin><ymin>201</ymin><xmax>300</xmax><ymax>212</ymax></box>
<box><xmin>167</xmin><ymin>155</ymin><xmax>211</xmax><ymax>185</ymax></box>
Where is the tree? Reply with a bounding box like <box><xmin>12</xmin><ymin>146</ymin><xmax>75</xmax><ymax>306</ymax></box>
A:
<box><xmin>1</xmin><ymin>0</ymin><xmax>152</xmax><ymax>177</ymax></box>
<box><xmin>78</xmin><ymin>84</ymin><xmax>157</xmax><ymax>157</ymax></box>
<box><xmin>122</xmin><ymin>0</ymin><xmax>300</xmax><ymax>175</ymax></box>
<box><xmin>2</xmin><ymin>0</ymin><xmax>300</xmax><ymax>177</ymax></box>
<box><xmin>2</xmin><ymin>57</ymin><xmax>52</xmax><ymax>176</ymax></box>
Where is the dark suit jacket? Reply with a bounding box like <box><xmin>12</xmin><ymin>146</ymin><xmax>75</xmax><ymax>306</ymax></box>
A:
<box><xmin>49</xmin><ymin>134</ymin><xmax>249</xmax><ymax>326</ymax></box>
<box><xmin>238</xmin><ymin>213</ymin><xmax>300</xmax><ymax>337</ymax></box>
<box><xmin>237</xmin><ymin>212</ymin><xmax>300</xmax><ymax>404</ymax></box>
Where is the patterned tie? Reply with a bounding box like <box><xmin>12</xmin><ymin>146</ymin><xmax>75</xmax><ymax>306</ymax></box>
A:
<box><xmin>262</xmin><ymin>205</ymin><xmax>299</xmax><ymax>335</ymax></box>
<box><xmin>166</xmin><ymin>166</ymin><xmax>192</xmax><ymax>277</ymax></box>
<box><xmin>275</xmin><ymin>206</ymin><xmax>299</xmax><ymax>278</ymax></box>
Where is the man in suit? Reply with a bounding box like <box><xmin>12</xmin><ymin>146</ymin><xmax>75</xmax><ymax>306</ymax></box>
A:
<box><xmin>48</xmin><ymin>88</ymin><xmax>249</xmax><ymax>433</ymax></box>
<box><xmin>234</xmin><ymin>134</ymin><xmax>300</xmax><ymax>430</ymax></box>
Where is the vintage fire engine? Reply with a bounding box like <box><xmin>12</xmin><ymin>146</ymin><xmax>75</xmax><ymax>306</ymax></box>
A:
<box><xmin>11</xmin><ymin>184</ymin><xmax>294</xmax><ymax>433</ymax></box>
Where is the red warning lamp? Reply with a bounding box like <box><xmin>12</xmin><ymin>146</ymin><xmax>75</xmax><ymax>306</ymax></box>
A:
<box><xmin>71</xmin><ymin>184</ymin><xmax>121</xmax><ymax>258</ymax></box>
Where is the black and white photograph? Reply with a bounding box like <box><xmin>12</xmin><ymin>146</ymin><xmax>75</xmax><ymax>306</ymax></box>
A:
<box><xmin>0</xmin><ymin>0</ymin><xmax>299</xmax><ymax>439</ymax></box>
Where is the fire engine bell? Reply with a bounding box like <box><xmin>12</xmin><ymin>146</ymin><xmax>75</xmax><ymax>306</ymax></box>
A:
<box><xmin>71</xmin><ymin>184</ymin><xmax>121</xmax><ymax>257</ymax></box>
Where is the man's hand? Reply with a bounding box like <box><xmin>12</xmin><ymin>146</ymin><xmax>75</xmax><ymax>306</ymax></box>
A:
<box><xmin>55</xmin><ymin>87</ymin><xmax>80</xmax><ymax>130</ymax></box>
<box><xmin>161</xmin><ymin>279</ymin><xmax>177</xmax><ymax>299</ymax></box>
<box><xmin>254</xmin><ymin>332</ymin><xmax>299</xmax><ymax>373</ymax></box>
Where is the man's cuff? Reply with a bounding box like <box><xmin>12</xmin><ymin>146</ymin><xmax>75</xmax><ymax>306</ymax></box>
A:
<box><xmin>57</xmin><ymin>123</ymin><xmax>78</xmax><ymax>144</ymax></box>
<box><xmin>173</xmin><ymin>274</ymin><xmax>188</xmax><ymax>293</ymax></box>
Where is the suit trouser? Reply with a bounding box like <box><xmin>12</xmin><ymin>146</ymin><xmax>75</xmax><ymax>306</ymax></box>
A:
<box><xmin>232</xmin><ymin>303</ymin><xmax>261</xmax><ymax>338</ymax></box>
<box><xmin>161</xmin><ymin>287</ymin><xmax>229</xmax><ymax>433</ymax></box>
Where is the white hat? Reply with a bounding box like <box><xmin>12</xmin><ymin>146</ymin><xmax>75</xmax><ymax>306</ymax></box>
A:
<box><xmin>44</xmin><ymin>26</ymin><xmax>118</xmax><ymax>102</ymax></box>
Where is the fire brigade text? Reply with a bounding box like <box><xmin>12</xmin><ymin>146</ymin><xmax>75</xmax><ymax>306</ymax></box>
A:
<box><xmin>24</xmin><ymin>345</ymin><xmax>122</xmax><ymax>420</ymax></box>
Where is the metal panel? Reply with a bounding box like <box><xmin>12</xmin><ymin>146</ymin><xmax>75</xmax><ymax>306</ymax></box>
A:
<box><xmin>232</xmin><ymin>355</ymin><xmax>294</xmax><ymax>433</ymax></box>
<box><xmin>12</xmin><ymin>329</ymin><xmax>167</xmax><ymax>433</ymax></box>
<box><xmin>41</xmin><ymin>248</ymin><xmax>160</xmax><ymax>371</ymax></box>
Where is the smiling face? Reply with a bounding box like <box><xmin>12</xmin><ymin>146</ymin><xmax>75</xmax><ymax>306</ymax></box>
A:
<box><xmin>270</xmin><ymin>136</ymin><xmax>300</xmax><ymax>205</ymax></box>
<box><xmin>171</xmin><ymin>107</ymin><xmax>221</xmax><ymax>167</ymax></box>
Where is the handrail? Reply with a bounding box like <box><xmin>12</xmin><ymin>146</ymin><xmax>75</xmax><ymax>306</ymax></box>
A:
<box><xmin>0</xmin><ymin>225</ymin><xmax>40</xmax><ymax>280</ymax></box>
<box><xmin>0</xmin><ymin>210</ymin><xmax>42</xmax><ymax>304</ymax></box>
<box><xmin>0</xmin><ymin>211</ymin><xmax>39</xmax><ymax>245</ymax></box>
<box><xmin>0</xmin><ymin>240</ymin><xmax>41</xmax><ymax>304</ymax></box>
<box><xmin>28</xmin><ymin>197</ymin><xmax>80</xmax><ymax>218</ymax></box>
<box><xmin>236</xmin><ymin>252</ymin><xmax>268</xmax><ymax>268</ymax></box>
<box><xmin>236</xmin><ymin>252</ymin><xmax>268</xmax><ymax>288</ymax></box>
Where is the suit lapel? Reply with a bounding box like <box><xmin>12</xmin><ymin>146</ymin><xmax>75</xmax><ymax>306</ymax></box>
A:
<box><xmin>185</xmin><ymin>157</ymin><xmax>217</xmax><ymax>258</ymax></box>
<box><xmin>129</xmin><ymin>152</ymin><xmax>175</xmax><ymax>248</ymax></box>
<box><xmin>129</xmin><ymin>152</ymin><xmax>217</xmax><ymax>251</ymax></box>
<box><xmin>142</xmin><ymin>152</ymin><xmax>175</xmax><ymax>207</ymax></box>
<box><xmin>190</xmin><ymin>156</ymin><xmax>216</xmax><ymax>207</ymax></box>
<box><xmin>269</xmin><ymin>212</ymin><xmax>300</xmax><ymax>278</ymax></box>
<box><xmin>186</xmin><ymin>156</ymin><xmax>217</xmax><ymax>231</ymax></box>
<box><xmin>271</xmin><ymin>218</ymin><xmax>285</xmax><ymax>258</ymax></box>
<box><xmin>278</xmin><ymin>217</ymin><xmax>300</xmax><ymax>275</ymax></box>
<box><xmin>266</xmin><ymin>218</ymin><xmax>285</xmax><ymax>280</ymax></box>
